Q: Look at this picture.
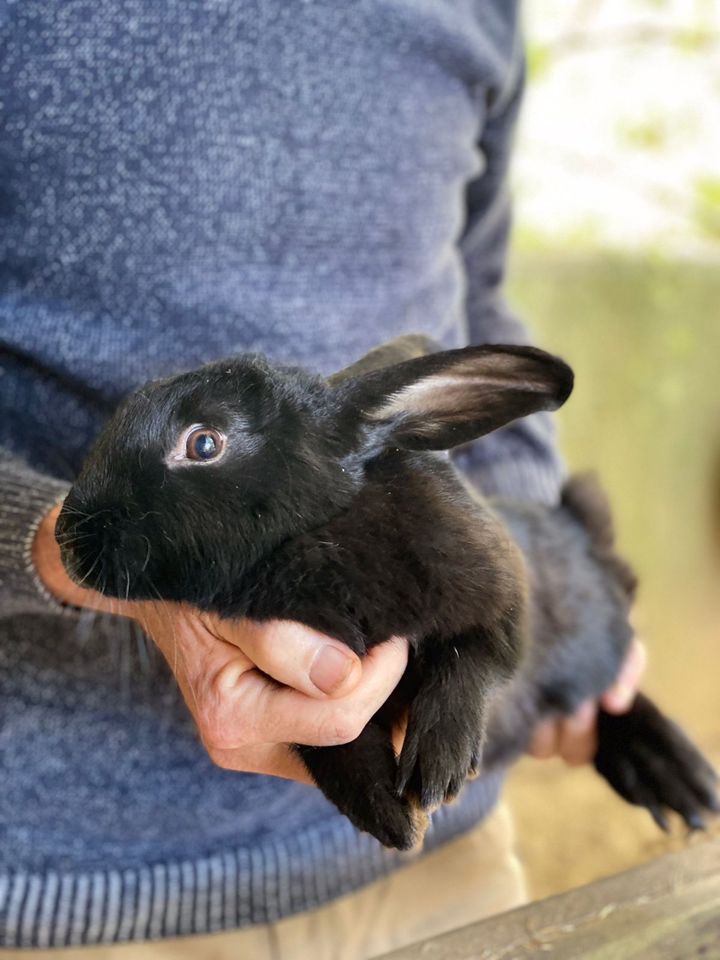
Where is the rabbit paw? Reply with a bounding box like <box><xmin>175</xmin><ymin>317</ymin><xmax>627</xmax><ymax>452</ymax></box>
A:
<box><xmin>354</xmin><ymin>781</ymin><xmax>428</xmax><ymax>850</ymax></box>
<box><xmin>595</xmin><ymin>693</ymin><xmax>719</xmax><ymax>831</ymax></box>
<box><xmin>396</xmin><ymin>709</ymin><xmax>484</xmax><ymax>811</ymax></box>
<box><xmin>295</xmin><ymin>725</ymin><xmax>428</xmax><ymax>850</ymax></box>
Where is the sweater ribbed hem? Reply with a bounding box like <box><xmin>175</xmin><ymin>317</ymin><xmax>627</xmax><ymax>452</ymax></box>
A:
<box><xmin>0</xmin><ymin>458</ymin><xmax>71</xmax><ymax>618</ymax></box>
<box><xmin>0</xmin><ymin>771</ymin><xmax>504</xmax><ymax>947</ymax></box>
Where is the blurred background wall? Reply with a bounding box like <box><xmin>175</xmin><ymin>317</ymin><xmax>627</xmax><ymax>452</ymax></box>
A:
<box><xmin>504</xmin><ymin>0</ymin><xmax>720</xmax><ymax>898</ymax></box>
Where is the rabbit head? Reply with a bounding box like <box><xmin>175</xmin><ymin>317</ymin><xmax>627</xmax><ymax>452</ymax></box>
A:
<box><xmin>56</xmin><ymin>342</ymin><xmax>572</xmax><ymax>607</ymax></box>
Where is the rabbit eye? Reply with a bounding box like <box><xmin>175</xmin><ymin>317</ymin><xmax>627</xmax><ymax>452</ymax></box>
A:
<box><xmin>185</xmin><ymin>427</ymin><xmax>226</xmax><ymax>462</ymax></box>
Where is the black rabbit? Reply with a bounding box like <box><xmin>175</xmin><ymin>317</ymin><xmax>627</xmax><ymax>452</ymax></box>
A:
<box><xmin>56</xmin><ymin>336</ymin><xmax>718</xmax><ymax>849</ymax></box>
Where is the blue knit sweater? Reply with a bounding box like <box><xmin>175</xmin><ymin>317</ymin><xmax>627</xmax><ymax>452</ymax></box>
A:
<box><xmin>0</xmin><ymin>0</ymin><xmax>563</xmax><ymax>947</ymax></box>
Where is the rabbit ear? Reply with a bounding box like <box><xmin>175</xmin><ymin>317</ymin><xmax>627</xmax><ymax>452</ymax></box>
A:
<box><xmin>338</xmin><ymin>344</ymin><xmax>573</xmax><ymax>452</ymax></box>
<box><xmin>327</xmin><ymin>334</ymin><xmax>441</xmax><ymax>386</ymax></box>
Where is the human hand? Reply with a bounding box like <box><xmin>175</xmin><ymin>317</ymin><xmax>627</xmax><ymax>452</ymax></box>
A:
<box><xmin>33</xmin><ymin>505</ymin><xmax>409</xmax><ymax>783</ymax></box>
<box><xmin>527</xmin><ymin>637</ymin><xmax>647</xmax><ymax>766</ymax></box>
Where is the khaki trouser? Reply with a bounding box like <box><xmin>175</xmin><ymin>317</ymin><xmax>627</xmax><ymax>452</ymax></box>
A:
<box><xmin>3</xmin><ymin>805</ymin><xmax>525</xmax><ymax>960</ymax></box>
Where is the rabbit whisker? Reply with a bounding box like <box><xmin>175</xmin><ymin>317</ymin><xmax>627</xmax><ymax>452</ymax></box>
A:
<box><xmin>74</xmin><ymin>549</ymin><xmax>104</xmax><ymax>588</ymax></box>
<box><xmin>65</xmin><ymin>507</ymin><xmax>113</xmax><ymax>529</ymax></box>
<box><xmin>140</xmin><ymin>536</ymin><xmax>152</xmax><ymax>574</ymax></box>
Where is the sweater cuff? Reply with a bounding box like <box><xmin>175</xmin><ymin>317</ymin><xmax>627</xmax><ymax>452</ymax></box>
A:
<box><xmin>0</xmin><ymin>459</ymin><xmax>72</xmax><ymax>618</ymax></box>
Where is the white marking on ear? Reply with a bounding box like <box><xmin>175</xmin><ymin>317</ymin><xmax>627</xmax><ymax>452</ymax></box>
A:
<box><xmin>367</xmin><ymin>376</ymin><xmax>469</xmax><ymax>421</ymax></box>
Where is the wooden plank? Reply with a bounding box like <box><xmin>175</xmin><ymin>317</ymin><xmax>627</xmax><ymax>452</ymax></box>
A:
<box><xmin>373</xmin><ymin>839</ymin><xmax>720</xmax><ymax>960</ymax></box>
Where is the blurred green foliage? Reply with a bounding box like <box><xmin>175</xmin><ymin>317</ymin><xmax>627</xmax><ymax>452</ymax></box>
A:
<box><xmin>673</xmin><ymin>25</ymin><xmax>716</xmax><ymax>52</ymax></box>
<box><xmin>508</xmin><ymin>253</ymin><xmax>720</xmax><ymax>602</ymax></box>
<box><xmin>527</xmin><ymin>43</ymin><xmax>552</xmax><ymax>82</ymax></box>
<box><xmin>617</xmin><ymin>117</ymin><xmax>668</xmax><ymax>151</ymax></box>
<box><xmin>509</xmin><ymin>1</ymin><xmax>720</xmax><ymax>895</ymax></box>
<box><xmin>693</xmin><ymin>177</ymin><xmax>720</xmax><ymax>241</ymax></box>
<box><xmin>521</xmin><ymin>0</ymin><xmax>720</xmax><ymax>254</ymax></box>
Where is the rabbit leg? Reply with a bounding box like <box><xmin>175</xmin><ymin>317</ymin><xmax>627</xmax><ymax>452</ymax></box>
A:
<box><xmin>595</xmin><ymin>692</ymin><xmax>719</xmax><ymax>830</ymax></box>
<box><xmin>396</xmin><ymin>632</ymin><xmax>498</xmax><ymax>811</ymax></box>
<box><xmin>294</xmin><ymin>721</ymin><xmax>427</xmax><ymax>850</ymax></box>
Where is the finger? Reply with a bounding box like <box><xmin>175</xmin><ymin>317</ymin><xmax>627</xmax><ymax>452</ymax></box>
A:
<box><xmin>527</xmin><ymin>718</ymin><xmax>561</xmax><ymax>759</ymax></box>
<box><xmin>618</xmin><ymin>637</ymin><xmax>647</xmax><ymax>689</ymax></box>
<box><xmin>206</xmin><ymin>636</ymin><xmax>409</xmax><ymax>748</ymax></box>
<box><xmin>207</xmin><ymin>742</ymin><xmax>315</xmax><ymax>784</ymax></box>
<box><xmin>136</xmin><ymin>611</ymin><xmax>314</xmax><ymax>768</ymax></box>
<box><xmin>250</xmin><ymin>635</ymin><xmax>409</xmax><ymax>746</ymax></box>
<box><xmin>129</xmin><ymin>606</ymin><xmax>340</xmax><ymax>759</ymax></box>
<box><xmin>392</xmin><ymin>709</ymin><xmax>409</xmax><ymax>756</ymax></box>
<box><xmin>207</xmin><ymin>618</ymin><xmax>363</xmax><ymax>699</ymax></box>
<box><xmin>602</xmin><ymin>638</ymin><xmax>648</xmax><ymax>714</ymax></box>
<box><xmin>132</xmin><ymin>604</ymin><xmax>256</xmax><ymax>734</ymax></box>
<box><xmin>557</xmin><ymin>700</ymin><xmax>598</xmax><ymax>766</ymax></box>
<box><xmin>136</xmin><ymin>601</ymin><xmax>237</xmax><ymax>683</ymax></box>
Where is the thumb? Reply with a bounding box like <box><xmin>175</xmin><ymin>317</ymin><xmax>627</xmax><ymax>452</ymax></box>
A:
<box><xmin>203</xmin><ymin>617</ymin><xmax>363</xmax><ymax>699</ymax></box>
<box><xmin>601</xmin><ymin>637</ymin><xmax>647</xmax><ymax>714</ymax></box>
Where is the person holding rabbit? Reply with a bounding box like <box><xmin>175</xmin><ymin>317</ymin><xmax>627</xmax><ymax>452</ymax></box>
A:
<box><xmin>0</xmin><ymin>1</ymin><xmax>651</xmax><ymax>956</ymax></box>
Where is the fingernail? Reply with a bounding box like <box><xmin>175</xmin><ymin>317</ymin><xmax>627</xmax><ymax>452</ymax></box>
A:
<box><xmin>608</xmin><ymin>682</ymin><xmax>635</xmax><ymax>712</ymax></box>
<box><xmin>309</xmin><ymin>645</ymin><xmax>356</xmax><ymax>695</ymax></box>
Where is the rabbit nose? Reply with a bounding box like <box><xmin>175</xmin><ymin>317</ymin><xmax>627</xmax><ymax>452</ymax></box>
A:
<box><xmin>55</xmin><ymin>500</ymin><xmax>140</xmax><ymax>593</ymax></box>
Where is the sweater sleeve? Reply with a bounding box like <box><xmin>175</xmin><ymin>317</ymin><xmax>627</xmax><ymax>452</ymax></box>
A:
<box><xmin>453</xmin><ymin>30</ymin><xmax>566</xmax><ymax>506</ymax></box>
<box><xmin>0</xmin><ymin>452</ymin><xmax>73</xmax><ymax>618</ymax></box>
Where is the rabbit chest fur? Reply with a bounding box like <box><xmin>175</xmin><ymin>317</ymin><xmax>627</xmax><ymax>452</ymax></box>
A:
<box><xmin>238</xmin><ymin>453</ymin><xmax>524</xmax><ymax>662</ymax></box>
<box><xmin>227</xmin><ymin>453</ymin><xmax>527</xmax><ymax>848</ymax></box>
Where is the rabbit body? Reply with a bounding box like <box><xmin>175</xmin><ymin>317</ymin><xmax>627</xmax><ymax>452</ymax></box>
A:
<box><xmin>484</xmin><ymin>478</ymin><xmax>718</xmax><ymax>833</ymax></box>
<box><xmin>228</xmin><ymin>451</ymin><xmax>526</xmax><ymax>848</ymax></box>
<box><xmin>57</xmin><ymin>338</ymin><xmax>718</xmax><ymax>849</ymax></box>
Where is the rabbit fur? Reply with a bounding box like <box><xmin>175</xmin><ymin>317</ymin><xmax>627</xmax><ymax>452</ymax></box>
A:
<box><xmin>56</xmin><ymin>336</ymin><xmax>718</xmax><ymax>849</ymax></box>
